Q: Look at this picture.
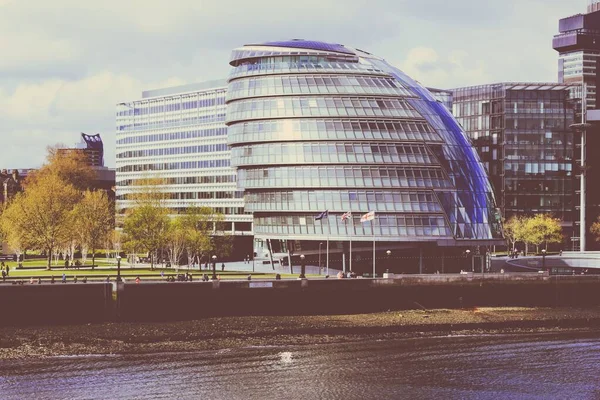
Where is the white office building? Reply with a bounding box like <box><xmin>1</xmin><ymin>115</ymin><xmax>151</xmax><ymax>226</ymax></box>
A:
<box><xmin>115</xmin><ymin>80</ymin><xmax>253</xmax><ymax>254</ymax></box>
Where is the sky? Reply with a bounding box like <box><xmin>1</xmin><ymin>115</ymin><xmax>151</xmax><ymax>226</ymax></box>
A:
<box><xmin>0</xmin><ymin>0</ymin><xmax>584</xmax><ymax>168</ymax></box>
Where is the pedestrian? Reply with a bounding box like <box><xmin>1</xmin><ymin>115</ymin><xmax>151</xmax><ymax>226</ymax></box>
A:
<box><xmin>106</xmin><ymin>276</ymin><xmax>110</xmax><ymax>282</ymax></box>
<box><xmin>82</xmin><ymin>277</ymin><xmax>87</xmax><ymax>283</ymax></box>
<box><xmin>221</xmin><ymin>262</ymin><xmax>225</xmax><ymax>272</ymax></box>
<box><xmin>1</xmin><ymin>269</ymin><xmax>5</xmax><ymax>282</ymax></box>
<box><xmin>247</xmin><ymin>274</ymin><xmax>252</xmax><ymax>281</ymax></box>
<box><xmin>62</xmin><ymin>273</ymin><xmax>66</xmax><ymax>283</ymax></box>
<box><xmin>51</xmin><ymin>275</ymin><xmax>55</xmax><ymax>284</ymax></box>
<box><xmin>29</xmin><ymin>277</ymin><xmax>34</xmax><ymax>284</ymax></box>
<box><xmin>73</xmin><ymin>276</ymin><xmax>78</xmax><ymax>283</ymax></box>
<box><xmin>135</xmin><ymin>276</ymin><xmax>140</xmax><ymax>284</ymax></box>
<box><xmin>5</xmin><ymin>265</ymin><xmax>8</xmax><ymax>277</ymax></box>
<box><xmin>37</xmin><ymin>278</ymin><xmax>41</xmax><ymax>284</ymax></box>
<box><xmin>161</xmin><ymin>270</ymin><xmax>165</xmax><ymax>278</ymax></box>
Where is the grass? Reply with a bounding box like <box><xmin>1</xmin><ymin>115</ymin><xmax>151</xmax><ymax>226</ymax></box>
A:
<box><xmin>2</xmin><ymin>259</ymin><xmax>115</xmax><ymax>268</ymax></box>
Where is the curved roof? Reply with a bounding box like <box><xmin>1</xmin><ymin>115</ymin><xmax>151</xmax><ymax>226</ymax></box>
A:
<box><xmin>255</xmin><ymin>40</ymin><xmax>354</xmax><ymax>55</ymax></box>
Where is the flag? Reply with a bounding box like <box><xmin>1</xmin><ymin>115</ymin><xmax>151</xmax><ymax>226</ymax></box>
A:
<box><xmin>360</xmin><ymin>211</ymin><xmax>375</xmax><ymax>223</ymax></box>
<box><xmin>341</xmin><ymin>211</ymin><xmax>352</xmax><ymax>221</ymax></box>
<box><xmin>315</xmin><ymin>210</ymin><xmax>328</xmax><ymax>220</ymax></box>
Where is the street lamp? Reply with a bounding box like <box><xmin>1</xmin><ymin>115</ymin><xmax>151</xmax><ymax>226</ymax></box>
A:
<box><xmin>211</xmin><ymin>255</ymin><xmax>217</xmax><ymax>280</ymax></box>
<box><xmin>386</xmin><ymin>250</ymin><xmax>391</xmax><ymax>273</ymax></box>
<box><xmin>542</xmin><ymin>249</ymin><xmax>547</xmax><ymax>272</ymax></box>
<box><xmin>116</xmin><ymin>255</ymin><xmax>122</xmax><ymax>282</ymax></box>
<box><xmin>300</xmin><ymin>254</ymin><xmax>306</xmax><ymax>279</ymax></box>
<box><xmin>570</xmin><ymin>121</ymin><xmax>593</xmax><ymax>253</ymax></box>
<box><xmin>465</xmin><ymin>249</ymin><xmax>472</xmax><ymax>272</ymax></box>
<box><xmin>318</xmin><ymin>242</ymin><xmax>323</xmax><ymax>274</ymax></box>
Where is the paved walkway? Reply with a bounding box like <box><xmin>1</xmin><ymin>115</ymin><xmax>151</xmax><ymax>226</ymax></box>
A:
<box><xmin>15</xmin><ymin>259</ymin><xmax>341</xmax><ymax>276</ymax></box>
<box><xmin>106</xmin><ymin>260</ymin><xmax>340</xmax><ymax>276</ymax></box>
<box><xmin>146</xmin><ymin>260</ymin><xmax>338</xmax><ymax>276</ymax></box>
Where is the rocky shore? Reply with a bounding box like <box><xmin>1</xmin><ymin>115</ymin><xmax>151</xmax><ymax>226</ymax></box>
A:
<box><xmin>2</xmin><ymin>307</ymin><xmax>600</xmax><ymax>359</ymax></box>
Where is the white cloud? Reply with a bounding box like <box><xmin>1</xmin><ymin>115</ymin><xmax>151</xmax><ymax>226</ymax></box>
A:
<box><xmin>396</xmin><ymin>47</ymin><xmax>490</xmax><ymax>89</ymax></box>
<box><xmin>0</xmin><ymin>0</ymin><xmax>587</xmax><ymax>169</ymax></box>
<box><xmin>0</xmin><ymin>34</ymin><xmax>76</xmax><ymax>71</ymax></box>
<box><xmin>0</xmin><ymin>73</ymin><xmax>185</xmax><ymax>168</ymax></box>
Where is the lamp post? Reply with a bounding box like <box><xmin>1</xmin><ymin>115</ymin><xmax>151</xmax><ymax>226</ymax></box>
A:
<box><xmin>542</xmin><ymin>249</ymin><xmax>547</xmax><ymax>272</ymax></box>
<box><xmin>570</xmin><ymin>116</ymin><xmax>592</xmax><ymax>252</ymax></box>
<box><xmin>465</xmin><ymin>249</ymin><xmax>472</xmax><ymax>272</ymax></box>
<box><xmin>386</xmin><ymin>250</ymin><xmax>391</xmax><ymax>273</ymax></box>
<box><xmin>116</xmin><ymin>255</ymin><xmax>122</xmax><ymax>282</ymax></box>
<box><xmin>318</xmin><ymin>242</ymin><xmax>323</xmax><ymax>275</ymax></box>
<box><xmin>300</xmin><ymin>254</ymin><xmax>306</xmax><ymax>279</ymax></box>
<box><xmin>211</xmin><ymin>255</ymin><xmax>217</xmax><ymax>280</ymax></box>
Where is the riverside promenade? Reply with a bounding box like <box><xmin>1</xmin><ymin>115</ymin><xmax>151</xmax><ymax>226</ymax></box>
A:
<box><xmin>3</xmin><ymin>271</ymin><xmax>600</xmax><ymax>325</ymax></box>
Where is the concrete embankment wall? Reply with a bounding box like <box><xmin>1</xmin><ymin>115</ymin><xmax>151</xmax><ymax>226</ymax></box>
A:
<box><xmin>118</xmin><ymin>274</ymin><xmax>600</xmax><ymax>322</ymax></box>
<box><xmin>0</xmin><ymin>283</ymin><xmax>112</xmax><ymax>326</ymax></box>
<box><xmin>3</xmin><ymin>275</ymin><xmax>600</xmax><ymax>325</ymax></box>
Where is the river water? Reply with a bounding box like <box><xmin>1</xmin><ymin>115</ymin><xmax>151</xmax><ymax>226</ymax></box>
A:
<box><xmin>1</xmin><ymin>332</ymin><xmax>600</xmax><ymax>399</ymax></box>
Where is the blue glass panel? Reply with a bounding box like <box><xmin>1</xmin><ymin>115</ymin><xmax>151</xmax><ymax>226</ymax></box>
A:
<box><xmin>258</xmin><ymin>40</ymin><xmax>355</xmax><ymax>55</ymax></box>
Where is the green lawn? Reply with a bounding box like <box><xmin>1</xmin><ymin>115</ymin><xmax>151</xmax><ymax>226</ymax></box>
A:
<box><xmin>2</xmin><ymin>259</ymin><xmax>116</xmax><ymax>268</ymax></box>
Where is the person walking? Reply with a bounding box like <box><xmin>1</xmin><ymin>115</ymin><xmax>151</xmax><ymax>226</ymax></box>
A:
<box><xmin>1</xmin><ymin>269</ymin><xmax>5</xmax><ymax>282</ymax></box>
<box><xmin>221</xmin><ymin>262</ymin><xmax>225</xmax><ymax>272</ymax></box>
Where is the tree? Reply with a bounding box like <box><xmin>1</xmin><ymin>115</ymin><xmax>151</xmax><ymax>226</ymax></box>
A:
<box><xmin>522</xmin><ymin>214</ymin><xmax>563</xmax><ymax>253</ymax></box>
<box><xmin>122</xmin><ymin>178</ymin><xmax>169</xmax><ymax>270</ymax></box>
<box><xmin>503</xmin><ymin>216</ymin><xmax>525</xmax><ymax>252</ymax></box>
<box><xmin>166</xmin><ymin>218</ymin><xmax>186</xmax><ymax>267</ymax></box>
<box><xmin>0</xmin><ymin>193</ymin><xmax>30</xmax><ymax>263</ymax></box>
<box><xmin>213</xmin><ymin>220</ymin><xmax>234</xmax><ymax>260</ymax></box>
<box><xmin>72</xmin><ymin>190</ymin><xmax>114</xmax><ymax>268</ymax></box>
<box><xmin>182</xmin><ymin>207</ymin><xmax>217</xmax><ymax>267</ymax></box>
<box><xmin>108</xmin><ymin>229</ymin><xmax>122</xmax><ymax>259</ymax></box>
<box><xmin>591</xmin><ymin>216</ymin><xmax>600</xmax><ymax>243</ymax></box>
<box><xmin>28</xmin><ymin>145</ymin><xmax>97</xmax><ymax>191</ymax></box>
<box><xmin>1</xmin><ymin>174</ymin><xmax>80</xmax><ymax>269</ymax></box>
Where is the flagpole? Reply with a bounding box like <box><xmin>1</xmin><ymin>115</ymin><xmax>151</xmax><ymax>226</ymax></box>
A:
<box><xmin>349</xmin><ymin>221</ymin><xmax>352</xmax><ymax>273</ymax></box>
<box><xmin>372</xmin><ymin>218</ymin><xmax>376</xmax><ymax>278</ymax></box>
<box><xmin>326</xmin><ymin>229</ymin><xmax>329</xmax><ymax>276</ymax></box>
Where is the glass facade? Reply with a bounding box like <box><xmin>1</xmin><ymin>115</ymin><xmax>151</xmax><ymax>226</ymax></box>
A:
<box><xmin>451</xmin><ymin>83</ymin><xmax>580</xmax><ymax>241</ymax></box>
<box><xmin>226</xmin><ymin>40</ymin><xmax>502</xmax><ymax>248</ymax></box>
<box><xmin>115</xmin><ymin>80</ymin><xmax>252</xmax><ymax>233</ymax></box>
<box><xmin>554</xmin><ymin>4</ymin><xmax>600</xmax><ymax>250</ymax></box>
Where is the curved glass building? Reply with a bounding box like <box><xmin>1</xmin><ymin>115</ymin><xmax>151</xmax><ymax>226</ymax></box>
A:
<box><xmin>226</xmin><ymin>40</ymin><xmax>503</xmax><ymax>273</ymax></box>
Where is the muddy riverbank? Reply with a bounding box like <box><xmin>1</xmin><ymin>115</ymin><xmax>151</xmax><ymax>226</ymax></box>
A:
<box><xmin>2</xmin><ymin>307</ymin><xmax>600</xmax><ymax>359</ymax></box>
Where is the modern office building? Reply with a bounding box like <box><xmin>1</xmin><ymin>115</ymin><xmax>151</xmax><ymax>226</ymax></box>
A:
<box><xmin>554</xmin><ymin>0</ymin><xmax>600</xmax><ymax>108</ymax></box>
<box><xmin>427</xmin><ymin>88</ymin><xmax>453</xmax><ymax>113</ymax></box>
<box><xmin>226</xmin><ymin>40</ymin><xmax>503</xmax><ymax>273</ymax></box>
<box><xmin>58</xmin><ymin>133</ymin><xmax>106</xmax><ymax>167</ymax></box>
<box><xmin>0</xmin><ymin>169</ymin><xmax>23</xmax><ymax>208</ymax></box>
<box><xmin>115</xmin><ymin>81</ymin><xmax>253</xmax><ymax>257</ymax></box>
<box><xmin>451</xmin><ymin>83</ymin><xmax>581</xmax><ymax>247</ymax></box>
<box><xmin>58</xmin><ymin>133</ymin><xmax>116</xmax><ymax>201</ymax></box>
<box><xmin>554</xmin><ymin>0</ymin><xmax>600</xmax><ymax>250</ymax></box>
